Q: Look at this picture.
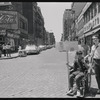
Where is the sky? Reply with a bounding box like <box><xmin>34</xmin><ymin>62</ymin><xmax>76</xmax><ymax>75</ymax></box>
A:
<box><xmin>37</xmin><ymin>2</ymin><xmax>72</xmax><ymax>42</ymax></box>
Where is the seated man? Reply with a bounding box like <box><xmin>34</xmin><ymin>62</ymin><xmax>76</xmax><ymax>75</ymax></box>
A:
<box><xmin>66</xmin><ymin>51</ymin><xmax>88</xmax><ymax>97</ymax></box>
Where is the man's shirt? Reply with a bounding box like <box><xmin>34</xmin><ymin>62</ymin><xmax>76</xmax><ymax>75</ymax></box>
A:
<box><xmin>91</xmin><ymin>43</ymin><xmax>100</xmax><ymax>59</ymax></box>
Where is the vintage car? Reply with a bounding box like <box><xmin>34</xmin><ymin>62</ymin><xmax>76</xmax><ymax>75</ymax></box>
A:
<box><xmin>25</xmin><ymin>45</ymin><xmax>40</xmax><ymax>55</ymax></box>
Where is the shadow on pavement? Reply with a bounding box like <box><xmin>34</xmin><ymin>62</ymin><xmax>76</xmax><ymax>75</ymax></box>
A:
<box><xmin>85</xmin><ymin>87</ymin><xmax>98</xmax><ymax>97</ymax></box>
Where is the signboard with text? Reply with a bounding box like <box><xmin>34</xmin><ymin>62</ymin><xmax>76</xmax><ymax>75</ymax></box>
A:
<box><xmin>65</xmin><ymin>41</ymin><xmax>78</xmax><ymax>51</ymax></box>
<box><xmin>0</xmin><ymin>13</ymin><xmax>16</xmax><ymax>24</ymax></box>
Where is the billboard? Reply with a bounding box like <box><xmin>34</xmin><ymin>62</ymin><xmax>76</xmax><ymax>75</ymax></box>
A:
<box><xmin>0</xmin><ymin>11</ymin><xmax>18</xmax><ymax>29</ymax></box>
<box><xmin>64</xmin><ymin>40</ymin><xmax>78</xmax><ymax>51</ymax></box>
<box><xmin>0</xmin><ymin>13</ymin><xmax>16</xmax><ymax>24</ymax></box>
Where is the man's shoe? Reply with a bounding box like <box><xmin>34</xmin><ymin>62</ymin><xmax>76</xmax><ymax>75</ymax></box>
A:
<box><xmin>67</xmin><ymin>92</ymin><xmax>75</xmax><ymax>96</ymax></box>
<box><xmin>76</xmin><ymin>90</ymin><xmax>81</xmax><ymax>97</ymax></box>
<box><xmin>97</xmin><ymin>89</ymin><xmax>100</xmax><ymax>94</ymax></box>
<box><xmin>67</xmin><ymin>89</ymin><xmax>73</xmax><ymax>94</ymax></box>
<box><xmin>66</xmin><ymin>89</ymin><xmax>73</xmax><ymax>95</ymax></box>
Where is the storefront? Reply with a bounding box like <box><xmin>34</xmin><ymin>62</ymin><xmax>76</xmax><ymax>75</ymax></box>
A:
<box><xmin>6</xmin><ymin>30</ymin><xmax>20</xmax><ymax>51</ymax></box>
<box><xmin>0</xmin><ymin>29</ymin><xmax>6</xmax><ymax>44</ymax></box>
<box><xmin>19</xmin><ymin>32</ymin><xmax>28</xmax><ymax>49</ymax></box>
<box><xmin>83</xmin><ymin>12</ymin><xmax>100</xmax><ymax>47</ymax></box>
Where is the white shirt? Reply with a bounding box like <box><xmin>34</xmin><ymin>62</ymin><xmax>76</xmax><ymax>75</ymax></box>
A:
<box><xmin>6</xmin><ymin>45</ymin><xmax>11</xmax><ymax>49</ymax></box>
<box><xmin>3</xmin><ymin>45</ymin><xmax>6</xmax><ymax>49</ymax></box>
<box><xmin>78</xmin><ymin>45</ymin><xmax>84</xmax><ymax>57</ymax></box>
<box><xmin>91</xmin><ymin>43</ymin><xmax>100</xmax><ymax>59</ymax></box>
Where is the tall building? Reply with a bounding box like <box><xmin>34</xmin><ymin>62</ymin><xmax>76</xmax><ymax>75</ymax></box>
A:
<box><xmin>35</xmin><ymin>6</ymin><xmax>45</xmax><ymax>46</ymax></box>
<box><xmin>22</xmin><ymin>2</ymin><xmax>34</xmax><ymax>43</ymax></box>
<box><xmin>71</xmin><ymin>2</ymin><xmax>87</xmax><ymax>19</ymax></box>
<box><xmin>63</xmin><ymin>9</ymin><xmax>73</xmax><ymax>41</ymax></box>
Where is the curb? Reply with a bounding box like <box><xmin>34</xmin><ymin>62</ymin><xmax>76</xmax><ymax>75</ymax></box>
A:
<box><xmin>0</xmin><ymin>56</ymin><xmax>19</xmax><ymax>60</ymax></box>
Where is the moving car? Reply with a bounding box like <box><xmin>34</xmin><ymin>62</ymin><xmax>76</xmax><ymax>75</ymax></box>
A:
<box><xmin>25</xmin><ymin>45</ymin><xmax>40</xmax><ymax>54</ymax></box>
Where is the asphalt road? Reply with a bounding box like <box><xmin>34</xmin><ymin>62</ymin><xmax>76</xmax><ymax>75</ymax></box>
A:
<box><xmin>0</xmin><ymin>48</ymin><xmax>99</xmax><ymax>98</ymax></box>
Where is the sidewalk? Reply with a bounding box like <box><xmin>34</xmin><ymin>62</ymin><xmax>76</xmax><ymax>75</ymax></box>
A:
<box><xmin>0</xmin><ymin>53</ymin><xmax>19</xmax><ymax>60</ymax></box>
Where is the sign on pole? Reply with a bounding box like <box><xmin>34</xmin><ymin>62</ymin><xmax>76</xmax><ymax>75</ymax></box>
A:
<box><xmin>65</xmin><ymin>40</ymin><xmax>78</xmax><ymax>52</ymax></box>
<box><xmin>65</xmin><ymin>40</ymin><xmax>78</xmax><ymax>90</ymax></box>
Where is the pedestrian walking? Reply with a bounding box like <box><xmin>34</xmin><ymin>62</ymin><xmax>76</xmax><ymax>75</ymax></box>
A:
<box><xmin>6</xmin><ymin>43</ymin><xmax>11</xmax><ymax>57</ymax></box>
<box><xmin>85</xmin><ymin>34</ymin><xmax>100</xmax><ymax>94</ymax></box>
<box><xmin>2</xmin><ymin>43</ymin><xmax>6</xmax><ymax>56</ymax></box>
<box><xmin>18</xmin><ymin>45</ymin><xmax>22</xmax><ymax>56</ymax></box>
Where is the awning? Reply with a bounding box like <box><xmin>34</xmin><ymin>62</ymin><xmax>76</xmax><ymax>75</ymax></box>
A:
<box><xmin>79</xmin><ymin>35</ymin><xmax>85</xmax><ymax>39</ymax></box>
<box><xmin>85</xmin><ymin>28</ymin><xmax>100</xmax><ymax>37</ymax></box>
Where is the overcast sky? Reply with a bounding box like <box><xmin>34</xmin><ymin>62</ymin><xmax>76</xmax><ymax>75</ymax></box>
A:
<box><xmin>37</xmin><ymin>2</ymin><xmax>72</xmax><ymax>42</ymax></box>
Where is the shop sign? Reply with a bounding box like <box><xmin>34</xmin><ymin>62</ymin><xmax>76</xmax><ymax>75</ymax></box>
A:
<box><xmin>0</xmin><ymin>13</ymin><xmax>16</xmax><ymax>24</ymax></box>
<box><xmin>7</xmin><ymin>29</ymin><xmax>20</xmax><ymax>34</ymax></box>
<box><xmin>0</xmin><ymin>2</ymin><xmax>12</xmax><ymax>6</ymax></box>
<box><xmin>84</xmin><ymin>13</ymin><xmax>100</xmax><ymax>33</ymax></box>
<box><xmin>0</xmin><ymin>30</ymin><xmax>6</xmax><ymax>36</ymax></box>
<box><xmin>7</xmin><ymin>32</ymin><xmax>19</xmax><ymax>38</ymax></box>
<box><xmin>13</xmin><ymin>34</ymin><xmax>19</xmax><ymax>38</ymax></box>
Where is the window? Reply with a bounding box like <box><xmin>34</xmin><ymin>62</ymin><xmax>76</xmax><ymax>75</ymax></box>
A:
<box><xmin>88</xmin><ymin>9</ymin><xmax>90</xmax><ymax>21</ymax></box>
<box><xmin>19</xmin><ymin>18</ymin><xmax>27</xmax><ymax>31</ymax></box>
<box><xmin>98</xmin><ymin>2</ymin><xmax>100</xmax><ymax>13</ymax></box>
<box><xmin>94</xmin><ymin>3</ymin><xmax>97</xmax><ymax>16</ymax></box>
<box><xmin>91</xmin><ymin>5</ymin><xmax>93</xmax><ymax>19</ymax></box>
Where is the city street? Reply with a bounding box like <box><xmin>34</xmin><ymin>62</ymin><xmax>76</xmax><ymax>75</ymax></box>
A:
<box><xmin>0</xmin><ymin>47</ymin><xmax>99</xmax><ymax>98</ymax></box>
<box><xmin>0</xmin><ymin>48</ymin><xmax>68</xmax><ymax>98</ymax></box>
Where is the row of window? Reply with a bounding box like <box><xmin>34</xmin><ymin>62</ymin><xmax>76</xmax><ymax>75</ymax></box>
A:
<box><xmin>84</xmin><ymin>2</ymin><xmax>100</xmax><ymax>24</ymax></box>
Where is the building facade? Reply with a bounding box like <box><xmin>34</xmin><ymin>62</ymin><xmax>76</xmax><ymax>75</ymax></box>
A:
<box><xmin>0</xmin><ymin>10</ymin><xmax>28</xmax><ymax>50</ymax></box>
<box><xmin>75</xmin><ymin>2</ymin><xmax>100</xmax><ymax>47</ymax></box>
<box><xmin>35</xmin><ymin>6</ymin><xmax>45</xmax><ymax>46</ymax></box>
<box><xmin>71</xmin><ymin>2</ymin><xmax>86</xmax><ymax>41</ymax></box>
<box><xmin>63</xmin><ymin>9</ymin><xmax>73</xmax><ymax>41</ymax></box>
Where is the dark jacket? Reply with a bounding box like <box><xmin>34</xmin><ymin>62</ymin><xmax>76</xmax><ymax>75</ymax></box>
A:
<box><xmin>73</xmin><ymin>59</ymin><xmax>87</xmax><ymax>72</ymax></box>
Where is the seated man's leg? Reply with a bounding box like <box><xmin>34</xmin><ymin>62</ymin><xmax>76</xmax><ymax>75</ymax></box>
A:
<box><xmin>67</xmin><ymin>71</ymin><xmax>80</xmax><ymax>95</ymax></box>
<box><xmin>75</xmin><ymin>72</ymin><xmax>84</xmax><ymax>90</ymax></box>
<box><xmin>75</xmin><ymin>72</ymin><xmax>84</xmax><ymax>97</ymax></box>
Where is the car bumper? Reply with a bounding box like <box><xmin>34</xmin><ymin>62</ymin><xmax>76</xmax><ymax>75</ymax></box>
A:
<box><xmin>26</xmin><ymin>50</ymin><xmax>39</xmax><ymax>54</ymax></box>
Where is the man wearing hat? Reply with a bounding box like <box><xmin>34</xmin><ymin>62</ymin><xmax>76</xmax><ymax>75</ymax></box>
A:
<box><xmin>66</xmin><ymin>51</ymin><xmax>88</xmax><ymax>97</ymax></box>
<box><xmin>85</xmin><ymin>34</ymin><xmax>100</xmax><ymax>94</ymax></box>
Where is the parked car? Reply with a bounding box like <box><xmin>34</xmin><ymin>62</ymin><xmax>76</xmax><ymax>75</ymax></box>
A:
<box><xmin>25</xmin><ymin>45</ymin><xmax>40</xmax><ymax>55</ymax></box>
<box><xmin>38</xmin><ymin>45</ymin><xmax>46</xmax><ymax>51</ymax></box>
<box><xmin>18</xmin><ymin>49</ymin><xmax>27</xmax><ymax>57</ymax></box>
